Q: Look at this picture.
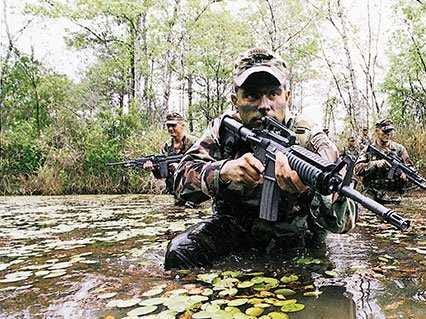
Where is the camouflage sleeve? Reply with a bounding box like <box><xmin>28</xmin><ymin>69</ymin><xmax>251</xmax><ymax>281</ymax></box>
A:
<box><xmin>307</xmin><ymin>131</ymin><xmax>357</xmax><ymax>233</ymax></box>
<box><xmin>174</xmin><ymin>118</ymin><xmax>228</xmax><ymax>204</ymax></box>
<box><xmin>354</xmin><ymin>146</ymin><xmax>371</xmax><ymax>176</ymax></box>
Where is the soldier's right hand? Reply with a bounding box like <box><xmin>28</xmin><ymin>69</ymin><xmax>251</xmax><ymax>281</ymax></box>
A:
<box><xmin>219</xmin><ymin>153</ymin><xmax>264</xmax><ymax>186</ymax></box>
<box><xmin>372</xmin><ymin>159</ymin><xmax>390</xmax><ymax>169</ymax></box>
<box><xmin>143</xmin><ymin>160</ymin><xmax>154</xmax><ymax>171</ymax></box>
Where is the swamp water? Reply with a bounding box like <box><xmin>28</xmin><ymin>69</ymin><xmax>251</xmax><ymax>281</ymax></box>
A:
<box><xmin>0</xmin><ymin>193</ymin><xmax>425</xmax><ymax>319</ymax></box>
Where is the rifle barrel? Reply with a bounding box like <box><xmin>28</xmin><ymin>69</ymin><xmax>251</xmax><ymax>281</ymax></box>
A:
<box><xmin>340</xmin><ymin>186</ymin><xmax>410</xmax><ymax>230</ymax></box>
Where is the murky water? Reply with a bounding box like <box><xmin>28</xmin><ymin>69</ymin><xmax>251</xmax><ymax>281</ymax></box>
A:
<box><xmin>0</xmin><ymin>192</ymin><xmax>424</xmax><ymax>319</ymax></box>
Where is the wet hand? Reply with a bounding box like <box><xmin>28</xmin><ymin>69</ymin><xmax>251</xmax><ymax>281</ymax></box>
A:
<box><xmin>219</xmin><ymin>153</ymin><xmax>264</xmax><ymax>186</ymax></box>
<box><xmin>143</xmin><ymin>160</ymin><xmax>154</xmax><ymax>171</ymax></box>
<box><xmin>275</xmin><ymin>151</ymin><xmax>308</xmax><ymax>193</ymax></box>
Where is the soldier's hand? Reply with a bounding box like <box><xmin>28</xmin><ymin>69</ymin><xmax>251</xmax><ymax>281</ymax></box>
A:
<box><xmin>143</xmin><ymin>160</ymin><xmax>154</xmax><ymax>171</ymax></box>
<box><xmin>373</xmin><ymin>159</ymin><xmax>390</xmax><ymax>169</ymax></box>
<box><xmin>219</xmin><ymin>153</ymin><xmax>264</xmax><ymax>186</ymax></box>
<box><xmin>275</xmin><ymin>151</ymin><xmax>308</xmax><ymax>194</ymax></box>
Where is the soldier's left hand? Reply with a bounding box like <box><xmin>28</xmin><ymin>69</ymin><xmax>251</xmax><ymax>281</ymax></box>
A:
<box><xmin>275</xmin><ymin>151</ymin><xmax>308</xmax><ymax>193</ymax></box>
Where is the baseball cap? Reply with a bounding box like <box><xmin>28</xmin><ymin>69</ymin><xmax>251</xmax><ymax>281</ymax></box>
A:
<box><xmin>165</xmin><ymin>112</ymin><xmax>184</xmax><ymax>125</ymax></box>
<box><xmin>233</xmin><ymin>48</ymin><xmax>288</xmax><ymax>87</ymax></box>
<box><xmin>375</xmin><ymin>119</ymin><xmax>395</xmax><ymax>133</ymax></box>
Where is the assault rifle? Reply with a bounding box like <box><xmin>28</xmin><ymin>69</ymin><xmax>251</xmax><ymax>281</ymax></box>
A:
<box><xmin>219</xmin><ymin>115</ymin><xmax>410</xmax><ymax>231</ymax></box>
<box><xmin>107</xmin><ymin>154</ymin><xmax>183</xmax><ymax>178</ymax></box>
<box><xmin>366</xmin><ymin>144</ymin><xmax>426</xmax><ymax>189</ymax></box>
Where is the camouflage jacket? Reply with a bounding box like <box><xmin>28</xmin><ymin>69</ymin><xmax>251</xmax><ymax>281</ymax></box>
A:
<box><xmin>355</xmin><ymin>139</ymin><xmax>412</xmax><ymax>191</ymax></box>
<box><xmin>342</xmin><ymin>146</ymin><xmax>360</xmax><ymax>160</ymax></box>
<box><xmin>174</xmin><ymin>110</ymin><xmax>357</xmax><ymax>235</ymax></box>
<box><xmin>359</xmin><ymin>135</ymin><xmax>372</xmax><ymax>148</ymax></box>
<box><xmin>153</xmin><ymin>134</ymin><xmax>196</xmax><ymax>193</ymax></box>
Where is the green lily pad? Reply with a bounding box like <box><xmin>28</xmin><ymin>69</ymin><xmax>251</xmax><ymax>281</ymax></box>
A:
<box><xmin>218</xmin><ymin>288</ymin><xmax>238</xmax><ymax>297</ymax></box>
<box><xmin>139</xmin><ymin>297</ymin><xmax>167</xmax><ymax>306</ymax></box>
<box><xmin>142</xmin><ymin>287</ymin><xmax>163</xmax><ymax>297</ymax></box>
<box><xmin>245</xmin><ymin>307</ymin><xmax>264</xmax><ymax>316</ymax></box>
<box><xmin>281</xmin><ymin>303</ymin><xmax>305</xmax><ymax>312</ymax></box>
<box><xmin>224</xmin><ymin>306</ymin><xmax>241</xmax><ymax>314</ymax></box>
<box><xmin>127</xmin><ymin>305</ymin><xmax>157</xmax><ymax>316</ymax></box>
<box><xmin>227</xmin><ymin>298</ymin><xmax>248</xmax><ymax>307</ymax></box>
<box><xmin>280</xmin><ymin>274</ymin><xmax>299</xmax><ymax>284</ymax></box>
<box><xmin>197</xmin><ymin>273</ymin><xmax>220</xmax><ymax>283</ymax></box>
<box><xmin>274</xmin><ymin>288</ymin><xmax>296</xmax><ymax>296</ymax></box>
<box><xmin>237</xmin><ymin>281</ymin><xmax>255</xmax><ymax>288</ymax></box>
<box><xmin>202</xmin><ymin>288</ymin><xmax>214</xmax><ymax>296</ymax></box>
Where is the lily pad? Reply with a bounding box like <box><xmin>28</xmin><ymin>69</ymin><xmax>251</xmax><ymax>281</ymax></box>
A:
<box><xmin>228</xmin><ymin>298</ymin><xmax>249</xmax><ymax>307</ymax></box>
<box><xmin>98</xmin><ymin>292</ymin><xmax>118</xmax><ymax>299</ymax></box>
<box><xmin>268</xmin><ymin>312</ymin><xmax>289</xmax><ymax>319</ymax></box>
<box><xmin>280</xmin><ymin>274</ymin><xmax>299</xmax><ymax>284</ymax></box>
<box><xmin>274</xmin><ymin>288</ymin><xmax>296</xmax><ymax>296</ymax></box>
<box><xmin>303</xmin><ymin>290</ymin><xmax>323</xmax><ymax>297</ymax></box>
<box><xmin>245</xmin><ymin>307</ymin><xmax>264</xmax><ymax>316</ymax></box>
<box><xmin>237</xmin><ymin>281</ymin><xmax>255</xmax><ymax>288</ymax></box>
<box><xmin>127</xmin><ymin>305</ymin><xmax>157</xmax><ymax>316</ymax></box>
<box><xmin>281</xmin><ymin>303</ymin><xmax>305</xmax><ymax>313</ymax></box>
<box><xmin>139</xmin><ymin>297</ymin><xmax>167</xmax><ymax>306</ymax></box>
<box><xmin>142</xmin><ymin>287</ymin><xmax>164</xmax><ymax>297</ymax></box>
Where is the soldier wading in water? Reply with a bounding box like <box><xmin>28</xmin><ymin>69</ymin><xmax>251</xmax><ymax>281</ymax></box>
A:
<box><xmin>164</xmin><ymin>48</ymin><xmax>358</xmax><ymax>269</ymax></box>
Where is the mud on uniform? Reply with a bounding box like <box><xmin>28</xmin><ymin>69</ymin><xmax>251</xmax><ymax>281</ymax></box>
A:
<box><xmin>164</xmin><ymin>110</ymin><xmax>357</xmax><ymax>269</ymax></box>
<box><xmin>153</xmin><ymin>135</ymin><xmax>196</xmax><ymax>195</ymax></box>
<box><xmin>355</xmin><ymin>140</ymin><xmax>412</xmax><ymax>201</ymax></box>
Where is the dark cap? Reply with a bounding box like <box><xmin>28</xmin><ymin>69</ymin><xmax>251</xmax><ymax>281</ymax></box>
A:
<box><xmin>165</xmin><ymin>112</ymin><xmax>184</xmax><ymax>125</ymax></box>
<box><xmin>233</xmin><ymin>48</ymin><xmax>288</xmax><ymax>87</ymax></box>
<box><xmin>375</xmin><ymin>119</ymin><xmax>395</xmax><ymax>132</ymax></box>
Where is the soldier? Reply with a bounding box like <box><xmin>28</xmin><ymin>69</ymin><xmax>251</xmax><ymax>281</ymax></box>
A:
<box><xmin>342</xmin><ymin>135</ymin><xmax>360</xmax><ymax>160</ymax></box>
<box><xmin>143</xmin><ymin>112</ymin><xmax>195</xmax><ymax>203</ymax></box>
<box><xmin>355</xmin><ymin>119</ymin><xmax>412</xmax><ymax>204</ymax></box>
<box><xmin>359</xmin><ymin>127</ymin><xmax>371</xmax><ymax>149</ymax></box>
<box><xmin>164</xmin><ymin>48</ymin><xmax>357</xmax><ymax>269</ymax></box>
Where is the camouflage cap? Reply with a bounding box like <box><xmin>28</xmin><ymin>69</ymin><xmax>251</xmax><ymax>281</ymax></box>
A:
<box><xmin>375</xmin><ymin>119</ymin><xmax>394</xmax><ymax>132</ymax></box>
<box><xmin>165</xmin><ymin>112</ymin><xmax>184</xmax><ymax>125</ymax></box>
<box><xmin>233</xmin><ymin>48</ymin><xmax>288</xmax><ymax>88</ymax></box>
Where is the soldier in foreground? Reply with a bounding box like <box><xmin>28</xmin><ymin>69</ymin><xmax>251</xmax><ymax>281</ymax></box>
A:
<box><xmin>164</xmin><ymin>48</ymin><xmax>358</xmax><ymax>269</ymax></box>
<box><xmin>143</xmin><ymin>112</ymin><xmax>195</xmax><ymax>204</ymax></box>
<box><xmin>355</xmin><ymin>119</ymin><xmax>413</xmax><ymax>204</ymax></box>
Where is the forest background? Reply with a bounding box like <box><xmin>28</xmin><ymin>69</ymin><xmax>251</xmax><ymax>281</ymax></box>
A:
<box><xmin>1</xmin><ymin>0</ymin><xmax>425</xmax><ymax>195</ymax></box>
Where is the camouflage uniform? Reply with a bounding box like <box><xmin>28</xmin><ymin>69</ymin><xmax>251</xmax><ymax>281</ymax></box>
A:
<box><xmin>153</xmin><ymin>135</ymin><xmax>195</xmax><ymax>195</ymax></box>
<box><xmin>342</xmin><ymin>145</ymin><xmax>360</xmax><ymax>161</ymax></box>
<box><xmin>355</xmin><ymin>139</ymin><xmax>412</xmax><ymax>203</ymax></box>
<box><xmin>359</xmin><ymin>134</ymin><xmax>371</xmax><ymax>149</ymax></box>
<box><xmin>164</xmin><ymin>110</ymin><xmax>358</xmax><ymax>269</ymax></box>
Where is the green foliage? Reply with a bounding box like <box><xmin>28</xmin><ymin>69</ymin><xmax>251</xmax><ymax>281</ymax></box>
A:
<box><xmin>383</xmin><ymin>0</ymin><xmax>426</xmax><ymax>127</ymax></box>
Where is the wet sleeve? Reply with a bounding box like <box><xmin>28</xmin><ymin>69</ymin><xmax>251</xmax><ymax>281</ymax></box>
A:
<box><xmin>308</xmin><ymin>132</ymin><xmax>358</xmax><ymax>233</ymax></box>
<box><xmin>174</xmin><ymin>118</ymin><xmax>228</xmax><ymax>203</ymax></box>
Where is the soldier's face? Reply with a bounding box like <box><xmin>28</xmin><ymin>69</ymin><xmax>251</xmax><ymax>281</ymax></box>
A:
<box><xmin>167</xmin><ymin>122</ymin><xmax>185</xmax><ymax>140</ymax></box>
<box><xmin>376</xmin><ymin>128</ymin><xmax>394</xmax><ymax>142</ymax></box>
<box><xmin>231</xmin><ymin>72</ymin><xmax>290</xmax><ymax>128</ymax></box>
